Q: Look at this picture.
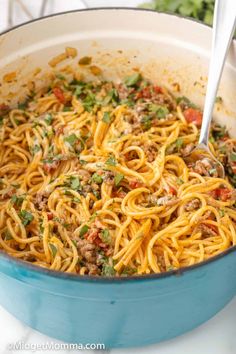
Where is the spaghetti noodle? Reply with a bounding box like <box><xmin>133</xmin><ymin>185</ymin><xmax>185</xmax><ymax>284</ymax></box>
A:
<box><xmin>0</xmin><ymin>69</ymin><xmax>236</xmax><ymax>276</ymax></box>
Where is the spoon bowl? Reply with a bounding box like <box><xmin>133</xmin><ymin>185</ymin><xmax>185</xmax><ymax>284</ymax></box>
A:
<box><xmin>187</xmin><ymin>143</ymin><xmax>225</xmax><ymax>178</ymax></box>
<box><xmin>187</xmin><ymin>0</ymin><xmax>236</xmax><ymax>179</ymax></box>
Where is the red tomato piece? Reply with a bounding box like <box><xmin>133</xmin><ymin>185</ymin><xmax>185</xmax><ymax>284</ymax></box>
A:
<box><xmin>211</xmin><ymin>188</ymin><xmax>231</xmax><ymax>202</ymax></box>
<box><xmin>183</xmin><ymin>108</ymin><xmax>203</xmax><ymax>127</ymax></box>
<box><xmin>53</xmin><ymin>87</ymin><xmax>65</xmax><ymax>104</ymax></box>
<box><xmin>129</xmin><ymin>180</ymin><xmax>143</xmax><ymax>189</ymax></box>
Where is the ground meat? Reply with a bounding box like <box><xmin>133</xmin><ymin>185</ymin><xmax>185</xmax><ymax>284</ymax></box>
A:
<box><xmin>143</xmin><ymin>141</ymin><xmax>158</xmax><ymax>162</ymax></box>
<box><xmin>185</xmin><ymin>198</ymin><xmax>200</xmax><ymax>211</ymax></box>
<box><xmin>77</xmin><ymin>238</ymin><xmax>97</xmax><ymax>263</ymax></box>
<box><xmin>0</xmin><ymin>103</ymin><xmax>10</xmax><ymax>116</ymax></box>
<box><xmin>193</xmin><ymin>158</ymin><xmax>218</xmax><ymax>177</ymax></box>
<box><xmin>86</xmin><ymin>263</ymin><xmax>100</xmax><ymax>275</ymax></box>
<box><xmin>148</xmin><ymin>195</ymin><xmax>179</xmax><ymax>206</ymax></box>
<box><xmin>198</xmin><ymin>223</ymin><xmax>218</xmax><ymax>237</ymax></box>
<box><xmin>115</xmin><ymin>83</ymin><xmax>131</xmax><ymax>100</ymax></box>
<box><xmin>0</xmin><ymin>187</ymin><xmax>16</xmax><ymax>200</ymax></box>
<box><xmin>77</xmin><ymin>169</ymin><xmax>91</xmax><ymax>182</ymax></box>
<box><xmin>55</xmin><ymin>125</ymin><xmax>65</xmax><ymax>136</ymax></box>
<box><xmin>181</xmin><ymin>143</ymin><xmax>195</xmax><ymax>157</ymax></box>
<box><xmin>104</xmin><ymin>171</ymin><xmax>115</xmax><ymax>185</ymax></box>
<box><xmin>34</xmin><ymin>191</ymin><xmax>49</xmax><ymax>210</ymax></box>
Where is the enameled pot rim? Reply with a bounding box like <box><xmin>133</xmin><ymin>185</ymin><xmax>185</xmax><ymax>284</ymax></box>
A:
<box><xmin>0</xmin><ymin>7</ymin><xmax>236</xmax><ymax>283</ymax></box>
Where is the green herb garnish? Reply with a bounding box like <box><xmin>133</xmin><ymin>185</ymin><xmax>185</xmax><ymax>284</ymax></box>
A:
<box><xmin>100</xmin><ymin>228</ymin><xmax>112</xmax><ymax>244</ymax></box>
<box><xmin>11</xmin><ymin>194</ymin><xmax>26</xmax><ymax>207</ymax></box>
<box><xmin>230</xmin><ymin>152</ymin><xmax>236</xmax><ymax>161</ymax></box>
<box><xmin>106</xmin><ymin>155</ymin><xmax>117</xmax><ymax>166</ymax></box>
<box><xmin>19</xmin><ymin>210</ymin><xmax>34</xmax><ymax>226</ymax></box>
<box><xmin>102</xmin><ymin>112</ymin><xmax>111</xmax><ymax>124</ymax></box>
<box><xmin>49</xmin><ymin>243</ymin><xmax>57</xmax><ymax>258</ymax></box>
<box><xmin>44</xmin><ymin>113</ymin><xmax>53</xmax><ymax>125</ymax></box>
<box><xmin>92</xmin><ymin>173</ymin><xmax>103</xmax><ymax>184</ymax></box>
<box><xmin>114</xmin><ymin>173</ymin><xmax>124</xmax><ymax>186</ymax></box>
<box><xmin>80</xmin><ymin>225</ymin><xmax>89</xmax><ymax>238</ymax></box>
<box><xmin>124</xmin><ymin>73</ymin><xmax>141</xmax><ymax>87</ymax></box>
<box><xmin>64</xmin><ymin>133</ymin><xmax>78</xmax><ymax>146</ymax></box>
<box><xmin>3</xmin><ymin>229</ymin><xmax>13</xmax><ymax>241</ymax></box>
<box><xmin>102</xmin><ymin>263</ymin><xmax>116</xmax><ymax>276</ymax></box>
<box><xmin>141</xmin><ymin>116</ymin><xmax>152</xmax><ymax>130</ymax></box>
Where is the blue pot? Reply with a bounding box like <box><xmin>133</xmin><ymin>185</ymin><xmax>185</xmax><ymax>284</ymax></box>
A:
<box><xmin>0</xmin><ymin>249</ymin><xmax>236</xmax><ymax>348</ymax></box>
<box><xmin>0</xmin><ymin>8</ymin><xmax>236</xmax><ymax>348</ymax></box>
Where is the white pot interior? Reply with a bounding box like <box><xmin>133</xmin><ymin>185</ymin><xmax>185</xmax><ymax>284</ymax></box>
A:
<box><xmin>0</xmin><ymin>9</ymin><xmax>236</xmax><ymax>134</ymax></box>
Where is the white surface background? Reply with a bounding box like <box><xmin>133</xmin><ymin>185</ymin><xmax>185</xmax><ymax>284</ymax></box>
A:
<box><xmin>0</xmin><ymin>1</ymin><xmax>235</xmax><ymax>353</ymax></box>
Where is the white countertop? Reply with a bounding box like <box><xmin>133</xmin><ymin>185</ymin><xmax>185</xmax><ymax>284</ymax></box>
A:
<box><xmin>0</xmin><ymin>1</ymin><xmax>236</xmax><ymax>353</ymax></box>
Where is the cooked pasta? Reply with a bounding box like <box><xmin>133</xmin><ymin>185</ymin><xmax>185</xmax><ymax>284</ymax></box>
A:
<box><xmin>0</xmin><ymin>68</ymin><xmax>236</xmax><ymax>276</ymax></box>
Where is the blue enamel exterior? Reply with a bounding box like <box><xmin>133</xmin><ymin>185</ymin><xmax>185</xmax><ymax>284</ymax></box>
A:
<box><xmin>0</xmin><ymin>248</ymin><xmax>235</xmax><ymax>348</ymax></box>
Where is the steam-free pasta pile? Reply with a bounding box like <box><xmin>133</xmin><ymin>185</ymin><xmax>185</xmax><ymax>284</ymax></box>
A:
<box><xmin>1</xmin><ymin>69</ymin><xmax>236</xmax><ymax>276</ymax></box>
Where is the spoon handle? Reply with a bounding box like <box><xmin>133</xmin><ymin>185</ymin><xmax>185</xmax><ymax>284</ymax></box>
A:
<box><xmin>199</xmin><ymin>0</ymin><xmax>236</xmax><ymax>146</ymax></box>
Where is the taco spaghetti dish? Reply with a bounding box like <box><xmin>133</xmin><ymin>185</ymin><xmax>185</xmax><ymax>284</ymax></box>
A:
<box><xmin>1</xmin><ymin>67</ymin><xmax>236</xmax><ymax>276</ymax></box>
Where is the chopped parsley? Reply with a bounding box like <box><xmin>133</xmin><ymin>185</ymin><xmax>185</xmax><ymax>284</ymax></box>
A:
<box><xmin>19</xmin><ymin>210</ymin><xmax>34</xmax><ymax>226</ymax></box>
<box><xmin>18</xmin><ymin>101</ymin><xmax>28</xmax><ymax>110</ymax></box>
<box><xmin>92</xmin><ymin>173</ymin><xmax>103</xmax><ymax>184</ymax></box>
<box><xmin>149</xmin><ymin>104</ymin><xmax>169</xmax><ymax>118</ymax></box>
<box><xmin>102</xmin><ymin>263</ymin><xmax>116</xmax><ymax>276</ymax></box>
<box><xmin>176</xmin><ymin>96</ymin><xmax>197</xmax><ymax>109</ymax></box>
<box><xmin>44</xmin><ymin>113</ymin><xmax>53</xmax><ymax>125</ymax></box>
<box><xmin>3</xmin><ymin>229</ymin><xmax>12</xmax><ymax>241</ymax></box>
<box><xmin>49</xmin><ymin>243</ymin><xmax>57</xmax><ymax>258</ymax></box>
<box><xmin>124</xmin><ymin>73</ymin><xmax>141</xmax><ymax>87</ymax></box>
<box><xmin>219</xmin><ymin>209</ymin><xmax>225</xmax><ymax>217</ymax></box>
<box><xmin>64</xmin><ymin>133</ymin><xmax>78</xmax><ymax>146</ymax></box>
<box><xmin>141</xmin><ymin>116</ymin><xmax>152</xmax><ymax>130</ymax></box>
<box><xmin>114</xmin><ymin>173</ymin><xmax>124</xmax><ymax>186</ymax></box>
<box><xmin>66</xmin><ymin>176</ymin><xmax>81</xmax><ymax>191</ymax></box>
<box><xmin>175</xmin><ymin>138</ymin><xmax>183</xmax><ymax>149</ymax></box>
<box><xmin>79</xmin><ymin>224</ymin><xmax>89</xmax><ymax>238</ymax></box>
<box><xmin>230</xmin><ymin>152</ymin><xmax>236</xmax><ymax>161</ymax></box>
<box><xmin>102</xmin><ymin>112</ymin><xmax>111</xmax><ymax>124</ymax></box>
<box><xmin>83</xmin><ymin>92</ymin><xmax>97</xmax><ymax>112</ymax></box>
<box><xmin>31</xmin><ymin>145</ymin><xmax>41</xmax><ymax>155</ymax></box>
<box><xmin>100</xmin><ymin>229</ymin><xmax>112</xmax><ymax>244</ymax></box>
<box><xmin>105</xmin><ymin>155</ymin><xmax>117</xmax><ymax>166</ymax></box>
<box><xmin>11</xmin><ymin>194</ymin><xmax>26</xmax><ymax>207</ymax></box>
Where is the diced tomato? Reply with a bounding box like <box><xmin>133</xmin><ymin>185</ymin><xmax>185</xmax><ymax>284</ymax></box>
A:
<box><xmin>0</xmin><ymin>103</ymin><xmax>9</xmax><ymax>111</ymax></box>
<box><xmin>129</xmin><ymin>180</ymin><xmax>143</xmax><ymax>189</ymax></box>
<box><xmin>232</xmin><ymin>163</ymin><xmax>236</xmax><ymax>174</ymax></box>
<box><xmin>169</xmin><ymin>186</ymin><xmax>177</xmax><ymax>195</ymax></box>
<box><xmin>153</xmin><ymin>85</ymin><xmax>163</xmax><ymax>94</ymax></box>
<box><xmin>220</xmin><ymin>136</ymin><xmax>229</xmax><ymax>142</ymax></box>
<box><xmin>202</xmin><ymin>222</ymin><xmax>218</xmax><ymax>233</ymax></box>
<box><xmin>211</xmin><ymin>188</ymin><xmax>232</xmax><ymax>202</ymax></box>
<box><xmin>53</xmin><ymin>87</ymin><xmax>65</xmax><ymax>104</ymax></box>
<box><xmin>0</xmin><ymin>103</ymin><xmax>10</xmax><ymax>115</ymax></box>
<box><xmin>43</xmin><ymin>160</ymin><xmax>59</xmax><ymax>174</ymax></box>
<box><xmin>86</xmin><ymin>229</ymin><xmax>108</xmax><ymax>249</ymax></box>
<box><xmin>136</xmin><ymin>86</ymin><xmax>152</xmax><ymax>99</ymax></box>
<box><xmin>114</xmin><ymin>190</ymin><xmax>127</xmax><ymax>198</ymax></box>
<box><xmin>183</xmin><ymin>108</ymin><xmax>203</xmax><ymax>127</ymax></box>
<box><xmin>86</xmin><ymin>229</ymin><xmax>99</xmax><ymax>243</ymax></box>
<box><xmin>47</xmin><ymin>212</ymin><xmax>53</xmax><ymax>220</ymax></box>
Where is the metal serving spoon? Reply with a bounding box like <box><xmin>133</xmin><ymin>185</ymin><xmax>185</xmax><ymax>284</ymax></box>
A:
<box><xmin>188</xmin><ymin>0</ymin><xmax>236</xmax><ymax>178</ymax></box>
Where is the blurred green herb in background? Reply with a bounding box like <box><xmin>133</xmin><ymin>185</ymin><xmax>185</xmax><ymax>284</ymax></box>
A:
<box><xmin>140</xmin><ymin>0</ymin><xmax>215</xmax><ymax>26</ymax></box>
